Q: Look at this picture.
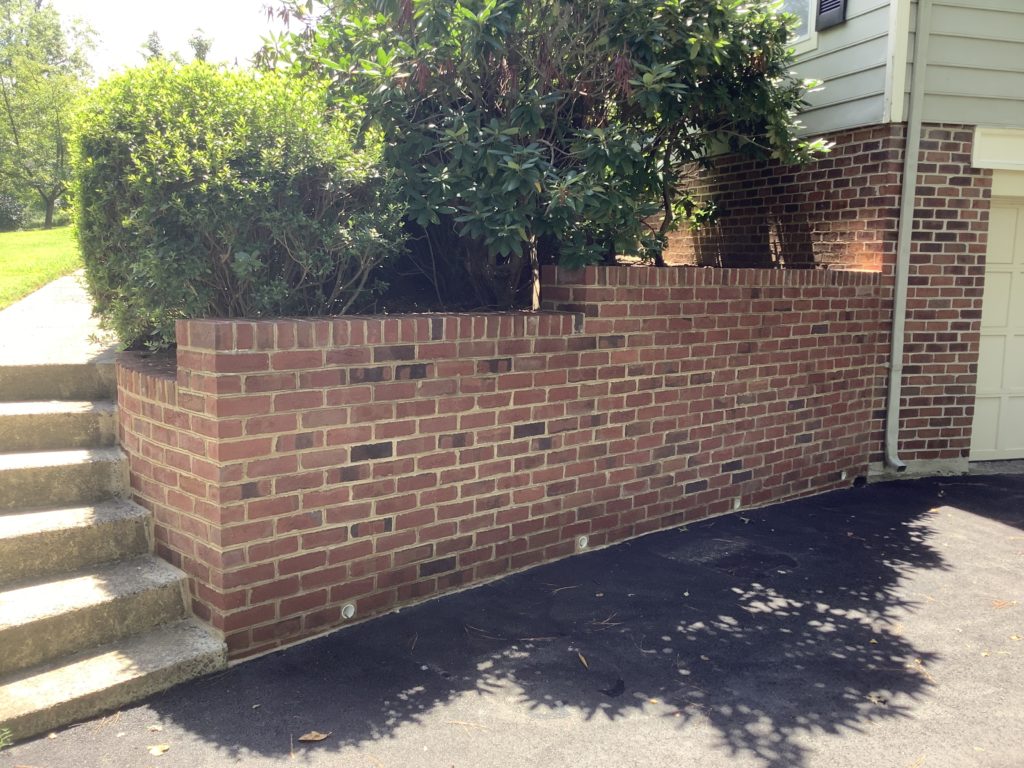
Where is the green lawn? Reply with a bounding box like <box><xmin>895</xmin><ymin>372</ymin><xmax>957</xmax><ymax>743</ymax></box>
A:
<box><xmin>0</xmin><ymin>226</ymin><xmax>82</xmax><ymax>310</ymax></box>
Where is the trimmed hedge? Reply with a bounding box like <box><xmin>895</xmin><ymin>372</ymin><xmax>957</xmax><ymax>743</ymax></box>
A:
<box><xmin>72</xmin><ymin>61</ymin><xmax>406</xmax><ymax>349</ymax></box>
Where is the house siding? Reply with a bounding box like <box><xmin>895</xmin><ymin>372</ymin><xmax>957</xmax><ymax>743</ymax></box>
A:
<box><xmin>802</xmin><ymin>0</ymin><xmax>1024</xmax><ymax>135</ymax></box>
<box><xmin>908</xmin><ymin>0</ymin><xmax>1024</xmax><ymax>129</ymax></box>
<box><xmin>793</xmin><ymin>0</ymin><xmax>892</xmax><ymax>135</ymax></box>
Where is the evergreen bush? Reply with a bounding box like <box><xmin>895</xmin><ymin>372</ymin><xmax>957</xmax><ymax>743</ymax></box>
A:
<box><xmin>72</xmin><ymin>61</ymin><xmax>406</xmax><ymax>348</ymax></box>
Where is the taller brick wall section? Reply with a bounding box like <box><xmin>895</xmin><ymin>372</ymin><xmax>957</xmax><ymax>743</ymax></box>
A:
<box><xmin>665</xmin><ymin>124</ymin><xmax>905</xmax><ymax>272</ymax></box>
<box><xmin>668</xmin><ymin>123</ymin><xmax>992</xmax><ymax>465</ymax></box>
<box><xmin>901</xmin><ymin>125</ymin><xmax>991</xmax><ymax>461</ymax></box>
<box><xmin>118</xmin><ymin>266</ymin><xmax>882</xmax><ymax>659</ymax></box>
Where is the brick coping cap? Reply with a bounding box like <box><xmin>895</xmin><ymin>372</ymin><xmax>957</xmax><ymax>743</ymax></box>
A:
<box><xmin>542</xmin><ymin>265</ymin><xmax>881</xmax><ymax>287</ymax></box>
<box><xmin>163</xmin><ymin>265</ymin><xmax>879</xmax><ymax>351</ymax></box>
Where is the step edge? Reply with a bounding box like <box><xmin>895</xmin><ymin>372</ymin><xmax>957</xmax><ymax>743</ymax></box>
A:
<box><xmin>0</xmin><ymin>499</ymin><xmax>148</xmax><ymax>537</ymax></box>
<box><xmin>0</xmin><ymin>447</ymin><xmax>125</xmax><ymax>467</ymax></box>
<box><xmin>0</xmin><ymin>619</ymin><xmax>226</xmax><ymax>742</ymax></box>
<box><xmin>0</xmin><ymin>555</ymin><xmax>185</xmax><ymax>618</ymax></box>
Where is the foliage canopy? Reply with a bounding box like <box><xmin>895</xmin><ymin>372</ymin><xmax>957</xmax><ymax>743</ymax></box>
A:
<box><xmin>0</xmin><ymin>0</ymin><xmax>92</xmax><ymax>228</ymax></box>
<box><xmin>72</xmin><ymin>61</ymin><xmax>406</xmax><ymax>349</ymax></box>
<box><xmin>265</xmin><ymin>0</ymin><xmax>825</xmax><ymax>308</ymax></box>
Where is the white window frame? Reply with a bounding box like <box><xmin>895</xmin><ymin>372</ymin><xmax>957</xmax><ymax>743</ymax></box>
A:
<box><xmin>779</xmin><ymin>0</ymin><xmax>819</xmax><ymax>55</ymax></box>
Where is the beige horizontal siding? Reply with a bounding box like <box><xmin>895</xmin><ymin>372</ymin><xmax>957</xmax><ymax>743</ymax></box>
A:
<box><xmin>794</xmin><ymin>0</ymin><xmax>892</xmax><ymax>134</ymax></box>
<box><xmin>908</xmin><ymin>0</ymin><xmax>1024</xmax><ymax>128</ymax></box>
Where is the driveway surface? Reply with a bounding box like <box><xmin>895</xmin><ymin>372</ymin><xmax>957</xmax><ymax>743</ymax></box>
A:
<box><xmin>5</xmin><ymin>473</ymin><xmax>1023</xmax><ymax>768</ymax></box>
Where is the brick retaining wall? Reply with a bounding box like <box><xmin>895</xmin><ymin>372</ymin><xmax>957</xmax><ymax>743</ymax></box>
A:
<box><xmin>118</xmin><ymin>265</ymin><xmax>883</xmax><ymax>659</ymax></box>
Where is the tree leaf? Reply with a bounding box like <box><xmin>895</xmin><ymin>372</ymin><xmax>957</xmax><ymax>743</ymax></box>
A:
<box><xmin>298</xmin><ymin>731</ymin><xmax>332</xmax><ymax>742</ymax></box>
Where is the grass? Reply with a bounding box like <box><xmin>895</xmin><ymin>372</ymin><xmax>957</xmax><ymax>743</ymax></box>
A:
<box><xmin>0</xmin><ymin>226</ymin><xmax>82</xmax><ymax>310</ymax></box>
<box><xmin>0</xmin><ymin>726</ymin><xmax>11</xmax><ymax>750</ymax></box>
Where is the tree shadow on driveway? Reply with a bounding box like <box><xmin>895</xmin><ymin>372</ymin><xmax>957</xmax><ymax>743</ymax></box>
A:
<box><xmin>110</xmin><ymin>477</ymin><xmax>997</xmax><ymax>768</ymax></box>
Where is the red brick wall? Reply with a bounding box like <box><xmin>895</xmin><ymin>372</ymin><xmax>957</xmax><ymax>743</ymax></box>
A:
<box><xmin>668</xmin><ymin>123</ymin><xmax>992</xmax><ymax>464</ymax></box>
<box><xmin>666</xmin><ymin>124</ymin><xmax>905</xmax><ymax>272</ymax></box>
<box><xmin>118</xmin><ymin>266</ymin><xmax>883</xmax><ymax>659</ymax></box>
<box><xmin>900</xmin><ymin>125</ymin><xmax>991</xmax><ymax>461</ymax></box>
<box><xmin>117</xmin><ymin>354</ymin><xmax>240</xmax><ymax>628</ymax></box>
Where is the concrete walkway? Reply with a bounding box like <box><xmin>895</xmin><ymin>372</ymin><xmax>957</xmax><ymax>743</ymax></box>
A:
<box><xmin>0</xmin><ymin>271</ymin><xmax>117</xmax><ymax>365</ymax></box>
<box><xmin>4</xmin><ymin>473</ymin><xmax>1023</xmax><ymax>768</ymax></box>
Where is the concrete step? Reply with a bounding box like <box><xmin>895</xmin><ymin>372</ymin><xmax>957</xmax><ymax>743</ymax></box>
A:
<box><xmin>0</xmin><ymin>400</ymin><xmax>117</xmax><ymax>452</ymax></box>
<box><xmin>0</xmin><ymin>556</ymin><xmax>188</xmax><ymax>677</ymax></box>
<box><xmin>0</xmin><ymin>618</ymin><xmax>226</xmax><ymax>743</ymax></box>
<box><xmin>0</xmin><ymin>500</ymin><xmax>150</xmax><ymax>587</ymax></box>
<box><xmin>0</xmin><ymin>363</ymin><xmax>116</xmax><ymax>402</ymax></box>
<box><xmin>0</xmin><ymin>447</ymin><xmax>126</xmax><ymax>512</ymax></box>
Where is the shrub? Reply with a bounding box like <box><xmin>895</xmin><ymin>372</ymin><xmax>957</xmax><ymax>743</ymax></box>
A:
<box><xmin>268</xmin><ymin>0</ymin><xmax>824</xmax><ymax>307</ymax></box>
<box><xmin>0</xmin><ymin>193</ymin><xmax>26</xmax><ymax>232</ymax></box>
<box><xmin>71</xmin><ymin>61</ymin><xmax>406</xmax><ymax>349</ymax></box>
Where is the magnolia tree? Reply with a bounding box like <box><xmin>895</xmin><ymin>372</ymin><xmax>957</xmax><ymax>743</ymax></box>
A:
<box><xmin>265</xmin><ymin>0</ymin><xmax>825</xmax><ymax>309</ymax></box>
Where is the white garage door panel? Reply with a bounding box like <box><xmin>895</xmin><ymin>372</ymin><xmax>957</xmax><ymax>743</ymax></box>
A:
<box><xmin>987</xmin><ymin>207</ymin><xmax>1017</xmax><ymax>264</ymax></box>
<box><xmin>1005</xmin><ymin>400</ymin><xmax>1024</xmax><ymax>451</ymax></box>
<box><xmin>1008</xmin><ymin>335</ymin><xmax>1024</xmax><ymax>390</ymax></box>
<box><xmin>972</xmin><ymin>398</ymin><xmax>1001</xmax><ymax>453</ymax></box>
<box><xmin>980</xmin><ymin>274</ymin><xmax>1012</xmax><ymax>327</ymax></box>
<box><xmin>1014</xmin><ymin>275</ymin><xmax>1024</xmax><ymax>330</ymax></box>
<box><xmin>976</xmin><ymin>336</ymin><xmax>1005</xmax><ymax>392</ymax></box>
<box><xmin>971</xmin><ymin>198</ymin><xmax>1024</xmax><ymax>461</ymax></box>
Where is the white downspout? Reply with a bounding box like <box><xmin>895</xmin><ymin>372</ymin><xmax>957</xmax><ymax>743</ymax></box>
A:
<box><xmin>885</xmin><ymin>0</ymin><xmax>934</xmax><ymax>471</ymax></box>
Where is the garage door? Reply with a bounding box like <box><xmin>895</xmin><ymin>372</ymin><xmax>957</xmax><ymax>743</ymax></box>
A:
<box><xmin>971</xmin><ymin>198</ymin><xmax>1024</xmax><ymax>460</ymax></box>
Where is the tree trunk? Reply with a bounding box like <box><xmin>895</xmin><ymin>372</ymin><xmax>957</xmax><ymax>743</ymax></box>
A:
<box><xmin>602</xmin><ymin>240</ymin><xmax>617</xmax><ymax>266</ymax></box>
<box><xmin>43</xmin><ymin>198</ymin><xmax>54</xmax><ymax>229</ymax></box>
<box><xmin>529</xmin><ymin>237</ymin><xmax>540</xmax><ymax>310</ymax></box>
<box><xmin>655</xmin><ymin>154</ymin><xmax>673</xmax><ymax>269</ymax></box>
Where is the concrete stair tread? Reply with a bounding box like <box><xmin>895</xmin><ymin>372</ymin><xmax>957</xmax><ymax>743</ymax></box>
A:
<box><xmin>0</xmin><ymin>555</ymin><xmax>184</xmax><ymax>631</ymax></box>
<box><xmin>0</xmin><ymin>446</ymin><xmax>123</xmax><ymax>469</ymax></box>
<box><xmin>0</xmin><ymin>499</ymin><xmax>146</xmax><ymax>542</ymax></box>
<box><xmin>0</xmin><ymin>362</ymin><xmax>116</xmax><ymax>402</ymax></box>
<box><xmin>0</xmin><ymin>313</ymin><xmax>223</xmax><ymax>741</ymax></box>
<box><xmin>0</xmin><ymin>618</ymin><xmax>226</xmax><ymax>741</ymax></box>
<box><xmin>0</xmin><ymin>446</ymin><xmax>126</xmax><ymax>512</ymax></box>
<box><xmin>0</xmin><ymin>500</ymin><xmax>152</xmax><ymax>587</ymax></box>
<box><xmin>0</xmin><ymin>400</ymin><xmax>115</xmax><ymax>417</ymax></box>
<box><xmin>0</xmin><ymin>401</ymin><xmax>118</xmax><ymax>452</ymax></box>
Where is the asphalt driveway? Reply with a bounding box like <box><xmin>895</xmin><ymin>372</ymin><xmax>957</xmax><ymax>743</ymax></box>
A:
<box><xmin>5</xmin><ymin>474</ymin><xmax>1023</xmax><ymax>768</ymax></box>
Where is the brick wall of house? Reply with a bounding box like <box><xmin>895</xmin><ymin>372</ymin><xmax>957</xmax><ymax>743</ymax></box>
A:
<box><xmin>900</xmin><ymin>125</ymin><xmax>991</xmax><ymax>461</ymax></box>
<box><xmin>665</xmin><ymin>124</ymin><xmax>905</xmax><ymax>272</ymax></box>
<box><xmin>667</xmin><ymin>123</ymin><xmax>992</xmax><ymax>465</ymax></box>
<box><xmin>118</xmin><ymin>266</ymin><xmax>883</xmax><ymax>659</ymax></box>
